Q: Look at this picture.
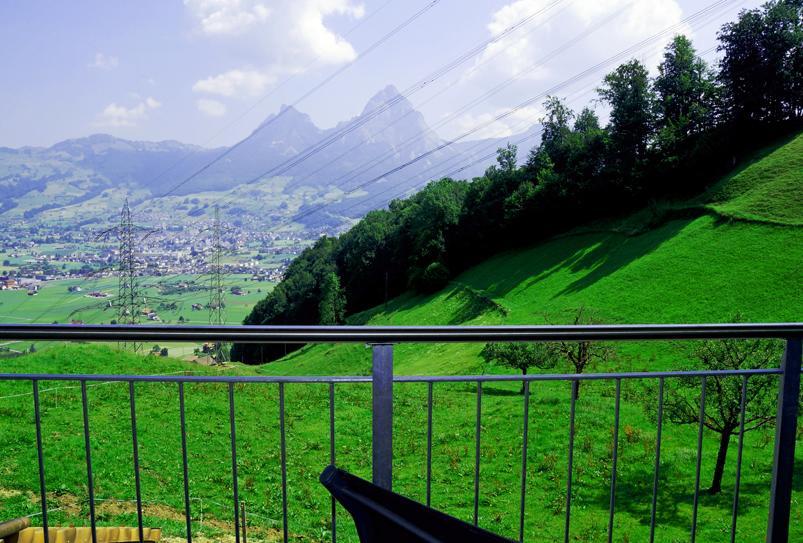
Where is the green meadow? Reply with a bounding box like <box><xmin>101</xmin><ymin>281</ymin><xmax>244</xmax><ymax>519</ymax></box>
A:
<box><xmin>0</xmin><ymin>134</ymin><xmax>801</xmax><ymax>541</ymax></box>
<box><xmin>0</xmin><ymin>274</ymin><xmax>271</xmax><ymax>326</ymax></box>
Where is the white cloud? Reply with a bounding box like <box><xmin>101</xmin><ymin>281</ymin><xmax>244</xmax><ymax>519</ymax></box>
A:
<box><xmin>96</xmin><ymin>97</ymin><xmax>161</xmax><ymax>127</ymax></box>
<box><xmin>187</xmin><ymin>0</ymin><xmax>271</xmax><ymax>35</ymax></box>
<box><xmin>473</xmin><ymin>0</ymin><xmax>687</xmax><ymax>81</ymax></box>
<box><xmin>185</xmin><ymin>0</ymin><xmax>365</xmax><ymax>98</ymax></box>
<box><xmin>196</xmin><ymin>98</ymin><xmax>228</xmax><ymax>117</ymax></box>
<box><xmin>88</xmin><ymin>52</ymin><xmax>119</xmax><ymax>70</ymax></box>
<box><xmin>442</xmin><ymin>0</ymin><xmax>687</xmax><ymax>140</ymax></box>
<box><xmin>192</xmin><ymin>69</ymin><xmax>273</xmax><ymax>97</ymax></box>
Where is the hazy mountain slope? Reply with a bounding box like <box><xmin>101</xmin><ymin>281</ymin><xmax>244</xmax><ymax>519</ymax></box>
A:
<box><xmin>0</xmin><ymin>86</ymin><xmax>525</xmax><ymax>229</ymax></box>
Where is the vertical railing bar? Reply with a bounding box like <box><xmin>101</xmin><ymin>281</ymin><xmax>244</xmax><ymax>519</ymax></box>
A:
<box><xmin>518</xmin><ymin>380</ymin><xmax>531</xmax><ymax>543</ymax></box>
<box><xmin>228</xmin><ymin>382</ymin><xmax>240</xmax><ymax>543</ymax></box>
<box><xmin>730</xmin><ymin>375</ymin><xmax>748</xmax><ymax>543</ymax></box>
<box><xmin>279</xmin><ymin>382</ymin><xmax>289</xmax><ymax>543</ymax></box>
<box><xmin>371</xmin><ymin>344</ymin><xmax>393</xmax><ymax>490</ymax></box>
<box><xmin>80</xmin><ymin>381</ymin><xmax>97</xmax><ymax>543</ymax></box>
<box><xmin>179</xmin><ymin>382</ymin><xmax>192</xmax><ymax>543</ymax></box>
<box><xmin>767</xmin><ymin>337</ymin><xmax>802</xmax><ymax>543</ymax></box>
<box><xmin>607</xmin><ymin>378</ymin><xmax>621</xmax><ymax>543</ymax></box>
<box><xmin>33</xmin><ymin>380</ymin><xmax>49</xmax><ymax>543</ymax></box>
<box><xmin>691</xmin><ymin>376</ymin><xmax>707</xmax><ymax>543</ymax></box>
<box><xmin>473</xmin><ymin>381</ymin><xmax>482</xmax><ymax>527</ymax></box>
<box><xmin>329</xmin><ymin>382</ymin><xmax>336</xmax><ymax>543</ymax></box>
<box><xmin>649</xmin><ymin>377</ymin><xmax>664</xmax><ymax>543</ymax></box>
<box><xmin>426</xmin><ymin>381</ymin><xmax>433</xmax><ymax>508</ymax></box>
<box><xmin>128</xmin><ymin>381</ymin><xmax>144</xmax><ymax>543</ymax></box>
<box><xmin>564</xmin><ymin>380</ymin><xmax>578</xmax><ymax>543</ymax></box>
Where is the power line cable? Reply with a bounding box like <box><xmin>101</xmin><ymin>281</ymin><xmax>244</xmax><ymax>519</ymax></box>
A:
<box><xmin>158</xmin><ymin>0</ymin><xmax>443</xmax><ymax>199</ymax></box>
<box><xmin>265</xmin><ymin>0</ymin><xmax>739</xmax><ymax>231</ymax></box>
<box><xmin>209</xmin><ymin>0</ymin><xmax>735</xmax><ymax>221</ymax></box>
<box><xmin>318</xmin><ymin>84</ymin><xmax>601</xmax><ymax>223</ymax></box>
<box><xmin>322</xmin><ymin>0</ymin><xmax>737</xmax><ymax>196</ymax></box>
<box><xmin>203</xmin><ymin>0</ymin><xmax>571</xmax><ymax>210</ymax></box>
<box><xmin>307</xmin><ymin>40</ymin><xmax>728</xmax><ymax>228</ymax></box>
<box><xmin>265</xmin><ymin>0</ymin><xmax>577</xmax><ymax>192</ymax></box>
<box><xmin>106</xmin><ymin>0</ymin><xmax>396</xmax><ymax>203</ymax></box>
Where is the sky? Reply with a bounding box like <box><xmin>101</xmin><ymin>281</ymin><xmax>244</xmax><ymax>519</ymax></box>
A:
<box><xmin>0</xmin><ymin>0</ymin><xmax>764</xmax><ymax>149</ymax></box>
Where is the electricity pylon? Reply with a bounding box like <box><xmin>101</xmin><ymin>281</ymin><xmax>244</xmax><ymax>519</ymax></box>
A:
<box><xmin>117</xmin><ymin>199</ymin><xmax>142</xmax><ymax>351</ymax></box>
<box><xmin>208</xmin><ymin>206</ymin><xmax>227</xmax><ymax>364</ymax></box>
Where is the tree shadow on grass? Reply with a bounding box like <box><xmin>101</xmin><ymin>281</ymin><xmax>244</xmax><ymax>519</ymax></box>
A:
<box><xmin>480</xmin><ymin>386</ymin><xmax>523</xmax><ymax>397</ymax></box>
<box><xmin>451</xmin><ymin>382</ymin><xmax>522</xmax><ymax>398</ymax></box>
<box><xmin>554</xmin><ymin>218</ymin><xmax>691</xmax><ymax>297</ymax></box>
<box><xmin>471</xmin><ymin>217</ymin><xmax>693</xmax><ymax>302</ymax></box>
<box><xmin>444</xmin><ymin>286</ymin><xmax>508</xmax><ymax>325</ymax></box>
<box><xmin>583</xmin><ymin>447</ymin><xmax>803</xmax><ymax>532</ymax></box>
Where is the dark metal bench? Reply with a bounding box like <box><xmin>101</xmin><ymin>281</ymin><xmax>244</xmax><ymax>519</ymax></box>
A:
<box><xmin>320</xmin><ymin>465</ymin><xmax>513</xmax><ymax>542</ymax></box>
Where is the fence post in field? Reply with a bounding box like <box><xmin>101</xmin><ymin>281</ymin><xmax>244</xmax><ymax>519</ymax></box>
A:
<box><xmin>371</xmin><ymin>343</ymin><xmax>394</xmax><ymax>490</ymax></box>
<box><xmin>766</xmin><ymin>337</ymin><xmax>802</xmax><ymax>543</ymax></box>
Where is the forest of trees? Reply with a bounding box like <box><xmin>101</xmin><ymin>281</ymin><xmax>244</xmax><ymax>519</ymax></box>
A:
<box><xmin>232</xmin><ymin>1</ymin><xmax>803</xmax><ymax>364</ymax></box>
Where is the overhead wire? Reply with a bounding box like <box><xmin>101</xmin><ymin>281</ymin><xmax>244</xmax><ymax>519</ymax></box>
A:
<box><xmin>251</xmin><ymin>0</ymin><xmax>578</xmax><ymax>193</ymax></box>
<box><xmin>202</xmin><ymin>0</ymin><xmax>572</xmax><ymax>211</ymax></box>
<box><xmin>261</xmin><ymin>0</ymin><xmax>741</xmax><ymax>231</ymax></box>
<box><xmin>3</xmin><ymin>0</ymin><xmax>740</xmax><ymax>323</ymax></box>
<box><xmin>306</xmin><ymin>38</ymin><xmax>728</xmax><ymax>229</ymax></box>
<box><xmin>157</xmin><ymin>0</ymin><xmax>443</xmax><ymax>199</ymax></box>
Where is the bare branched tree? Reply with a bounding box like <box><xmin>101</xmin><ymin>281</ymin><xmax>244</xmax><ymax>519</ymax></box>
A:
<box><xmin>548</xmin><ymin>306</ymin><xmax>614</xmax><ymax>398</ymax></box>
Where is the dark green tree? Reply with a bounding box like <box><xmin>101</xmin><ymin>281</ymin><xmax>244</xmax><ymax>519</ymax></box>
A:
<box><xmin>495</xmin><ymin>143</ymin><xmax>518</xmax><ymax>173</ymax></box>
<box><xmin>654</xmin><ymin>35</ymin><xmax>717</xmax><ymax>138</ymax></box>
<box><xmin>538</xmin><ymin>96</ymin><xmax>574</xmax><ymax>171</ymax></box>
<box><xmin>718</xmin><ymin>1</ymin><xmax>803</xmax><ymax>123</ymax></box>
<box><xmin>336</xmin><ymin>209</ymin><xmax>399</xmax><ymax>313</ymax></box>
<box><xmin>598</xmin><ymin>59</ymin><xmax>656</xmax><ymax>190</ymax></box>
<box><xmin>550</xmin><ymin>307</ymin><xmax>613</xmax><ymax>398</ymax></box>
<box><xmin>318</xmin><ymin>272</ymin><xmax>345</xmax><ymax>325</ymax></box>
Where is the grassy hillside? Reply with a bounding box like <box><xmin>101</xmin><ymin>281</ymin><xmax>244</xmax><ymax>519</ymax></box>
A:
<box><xmin>703</xmin><ymin>131</ymin><xmax>803</xmax><ymax>226</ymax></box>
<box><xmin>0</xmin><ymin>134</ymin><xmax>801</xmax><ymax>542</ymax></box>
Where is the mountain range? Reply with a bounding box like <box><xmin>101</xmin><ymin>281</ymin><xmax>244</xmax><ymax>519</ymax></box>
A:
<box><xmin>0</xmin><ymin>86</ymin><xmax>534</xmax><ymax>231</ymax></box>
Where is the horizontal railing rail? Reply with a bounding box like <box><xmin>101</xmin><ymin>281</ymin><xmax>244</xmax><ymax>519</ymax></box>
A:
<box><xmin>0</xmin><ymin>324</ymin><xmax>800</xmax><ymax>543</ymax></box>
<box><xmin>0</xmin><ymin>322</ymin><xmax>802</xmax><ymax>342</ymax></box>
<box><xmin>0</xmin><ymin>367</ymin><xmax>785</xmax><ymax>384</ymax></box>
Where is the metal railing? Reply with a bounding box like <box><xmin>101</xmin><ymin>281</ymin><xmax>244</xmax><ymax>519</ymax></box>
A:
<box><xmin>0</xmin><ymin>323</ymin><xmax>801</xmax><ymax>543</ymax></box>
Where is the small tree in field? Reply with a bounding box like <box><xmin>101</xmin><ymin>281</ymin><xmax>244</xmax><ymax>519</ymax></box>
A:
<box><xmin>481</xmin><ymin>342</ymin><xmax>558</xmax><ymax>393</ymax></box>
<box><xmin>663</xmin><ymin>327</ymin><xmax>781</xmax><ymax>494</ymax></box>
<box><xmin>549</xmin><ymin>307</ymin><xmax>613</xmax><ymax>398</ymax></box>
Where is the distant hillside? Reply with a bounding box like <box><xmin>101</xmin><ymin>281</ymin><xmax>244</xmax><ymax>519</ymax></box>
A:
<box><xmin>0</xmin><ymin>86</ymin><xmax>529</xmax><ymax>230</ymax></box>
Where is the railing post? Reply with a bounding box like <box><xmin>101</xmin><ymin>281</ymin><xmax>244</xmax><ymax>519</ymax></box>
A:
<box><xmin>371</xmin><ymin>343</ymin><xmax>393</xmax><ymax>490</ymax></box>
<box><xmin>766</xmin><ymin>337</ymin><xmax>802</xmax><ymax>543</ymax></box>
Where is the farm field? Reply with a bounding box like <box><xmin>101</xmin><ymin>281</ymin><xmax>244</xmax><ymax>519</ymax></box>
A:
<box><xmin>0</xmin><ymin>274</ymin><xmax>274</xmax><ymax>357</ymax></box>
<box><xmin>0</xmin><ymin>134</ymin><xmax>801</xmax><ymax>542</ymax></box>
<box><xmin>0</xmin><ymin>275</ymin><xmax>272</xmax><ymax>326</ymax></box>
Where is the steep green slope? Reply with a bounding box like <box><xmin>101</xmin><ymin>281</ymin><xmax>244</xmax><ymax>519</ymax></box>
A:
<box><xmin>703</xmin><ymin>132</ymin><xmax>803</xmax><ymax>225</ymax></box>
<box><xmin>262</xmin><ymin>133</ymin><xmax>803</xmax><ymax>377</ymax></box>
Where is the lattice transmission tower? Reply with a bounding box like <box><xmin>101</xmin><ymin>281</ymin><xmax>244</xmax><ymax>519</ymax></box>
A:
<box><xmin>117</xmin><ymin>198</ymin><xmax>142</xmax><ymax>351</ymax></box>
<box><xmin>208</xmin><ymin>206</ymin><xmax>228</xmax><ymax>363</ymax></box>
